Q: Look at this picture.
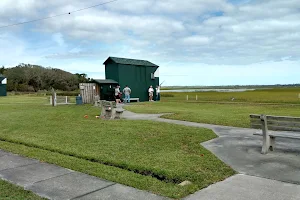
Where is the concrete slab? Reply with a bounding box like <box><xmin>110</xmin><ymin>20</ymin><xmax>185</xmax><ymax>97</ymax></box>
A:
<box><xmin>74</xmin><ymin>184</ymin><xmax>169</xmax><ymax>200</ymax></box>
<box><xmin>0</xmin><ymin>162</ymin><xmax>73</xmax><ymax>187</ymax></box>
<box><xmin>0</xmin><ymin>155</ymin><xmax>39</xmax><ymax>171</ymax></box>
<box><xmin>184</xmin><ymin>174</ymin><xmax>300</xmax><ymax>200</ymax></box>
<box><xmin>203</xmin><ymin>127</ymin><xmax>300</xmax><ymax>184</ymax></box>
<box><xmin>0</xmin><ymin>149</ymin><xmax>11</xmax><ymax>157</ymax></box>
<box><xmin>26</xmin><ymin>172</ymin><xmax>115</xmax><ymax>200</ymax></box>
<box><xmin>123</xmin><ymin>110</ymin><xmax>164</xmax><ymax>120</ymax></box>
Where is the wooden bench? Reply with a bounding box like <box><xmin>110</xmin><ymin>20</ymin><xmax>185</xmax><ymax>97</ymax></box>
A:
<box><xmin>129</xmin><ymin>98</ymin><xmax>139</xmax><ymax>102</ymax></box>
<box><xmin>250</xmin><ymin>114</ymin><xmax>300</xmax><ymax>154</ymax></box>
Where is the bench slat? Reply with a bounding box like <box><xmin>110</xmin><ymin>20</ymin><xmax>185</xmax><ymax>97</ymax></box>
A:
<box><xmin>251</xmin><ymin>123</ymin><xmax>300</xmax><ymax>132</ymax></box>
<box><xmin>250</xmin><ymin>124</ymin><xmax>262</xmax><ymax>129</ymax></box>
<box><xmin>268</xmin><ymin>125</ymin><xmax>300</xmax><ymax>132</ymax></box>
<box><xmin>250</xmin><ymin>114</ymin><xmax>300</xmax><ymax>122</ymax></box>
<box><xmin>250</xmin><ymin>118</ymin><xmax>261</xmax><ymax>124</ymax></box>
<box><xmin>249</xmin><ymin>114</ymin><xmax>260</xmax><ymax>119</ymax></box>
<box><xmin>267</xmin><ymin>120</ymin><xmax>300</xmax><ymax>128</ymax></box>
<box><xmin>254</xmin><ymin>132</ymin><xmax>300</xmax><ymax>139</ymax></box>
<box><xmin>267</xmin><ymin>115</ymin><xmax>300</xmax><ymax>122</ymax></box>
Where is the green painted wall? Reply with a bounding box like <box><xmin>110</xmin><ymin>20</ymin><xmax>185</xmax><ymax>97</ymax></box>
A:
<box><xmin>105</xmin><ymin>61</ymin><xmax>119</xmax><ymax>83</ymax></box>
<box><xmin>0</xmin><ymin>84</ymin><xmax>7</xmax><ymax>96</ymax></box>
<box><xmin>105</xmin><ymin>63</ymin><xmax>159</xmax><ymax>102</ymax></box>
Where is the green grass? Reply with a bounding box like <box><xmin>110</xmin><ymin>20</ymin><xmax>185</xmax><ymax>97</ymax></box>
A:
<box><xmin>0</xmin><ymin>96</ymin><xmax>235</xmax><ymax>199</ymax></box>
<box><xmin>161</xmin><ymin>88</ymin><xmax>300</xmax><ymax>104</ymax></box>
<box><xmin>0</xmin><ymin>179</ymin><xmax>46</xmax><ymax>200</ymax></box>
<box><xmin>126</xmin><ymin>102</ymin><xmax>300</xmax><ymax>128</ymax></box>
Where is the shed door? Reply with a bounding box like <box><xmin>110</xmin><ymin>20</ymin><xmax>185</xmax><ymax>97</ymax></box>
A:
<box><xmin>79</xmin><ymin>83</ymin><xmax>96</xmax><ymax>104</ymax></box>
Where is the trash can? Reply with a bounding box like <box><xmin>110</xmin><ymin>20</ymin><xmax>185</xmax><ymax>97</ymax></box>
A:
<box><xmin>76</xmin><ymin>96</ymin><xmax>83</xmax><ymax>105</ymax></box>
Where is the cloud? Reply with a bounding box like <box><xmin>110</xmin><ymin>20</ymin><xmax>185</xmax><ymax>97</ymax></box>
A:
<box><xmin>181</xmin><ymin>36</ymin><xmax>212</xmax><ymax>46</ymax></box>
<box><xmin>1</xmin><ymin>0</ymin><xmax>300</xmax><ymax>85</ymax></box>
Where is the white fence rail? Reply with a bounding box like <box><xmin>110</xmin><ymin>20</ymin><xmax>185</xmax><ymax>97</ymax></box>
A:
<box><xmin>49</xmin><ymin>96</ymin><xmax>75</xmax><ymax>105</ymax></box>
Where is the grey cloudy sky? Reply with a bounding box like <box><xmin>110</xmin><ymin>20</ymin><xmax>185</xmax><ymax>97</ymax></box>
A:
<box><xmin>0</xmin><ymin>0</ymin><xmax>299</xmax><ymax>86</ymax></box>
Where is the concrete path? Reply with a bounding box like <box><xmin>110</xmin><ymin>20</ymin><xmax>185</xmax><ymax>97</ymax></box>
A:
<box><xmin>184</xmin><ymin>174</ymin><xmax>300</xmax><ymax>200</ymax></box>
<box><xmin>0</xmin><ymin>150</ymin><xmax>168</xmax><ymax>200</ymax></box>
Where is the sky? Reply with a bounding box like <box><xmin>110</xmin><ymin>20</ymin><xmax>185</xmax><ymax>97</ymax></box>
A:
<box><xmin>0</xmin><ymin>0</ymin><xmax>299</xmax><ymax>86</ymax></box>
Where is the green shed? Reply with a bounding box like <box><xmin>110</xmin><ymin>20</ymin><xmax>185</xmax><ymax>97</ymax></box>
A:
<box><xmin>91</xmin><ymin>79</ymin><xmax>119</xmax><ymax>101</ymax></box>
<box><xmin>104</xmin><ymin>57</ymin><xmax>159</xmax><ymax>102</ymax></box>
<box><xmin>0</xmin><ymin>74</ymin><xmax>7</xmax><ymax>96</ymax></box>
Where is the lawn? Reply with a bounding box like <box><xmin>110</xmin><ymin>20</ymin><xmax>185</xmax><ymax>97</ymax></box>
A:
<box><xmin>125</xmin><ymin>88</ymin><xmax>300</xmax><ymax>128</ymax></box>
<box><xmin>0</xmin><ymin>179</ymin><xmax>45</xmax><ymax>200</ymax></box>
<box><xmin>0</xmin><ymin>96</ymin><xmax>235</xmax><ymax>199</ymax></box>
<box><xmin>161</xmin><ymin>88</ymin><xmax>300</xmax><ymax>104</ymax></box>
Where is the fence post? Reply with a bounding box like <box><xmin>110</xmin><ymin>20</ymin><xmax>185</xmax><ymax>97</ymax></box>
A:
<box><xmin>65</xmin><ymin>96</ymin><xmax>68</xmax><ymax>104</ymax></box>
<box><xmin>186</xmin><ymin>95</ymin><xmax>189</xmax><ymax>101</ymax></box>
<box><xmin>51</xmin><ymin>88</ymin><xmax>57</xmax><ymax>107</ymax></box>
<box><xmin>196</xmin><ymin>95</ymin><xmax>198</xmax><ymax>101</ymax></box>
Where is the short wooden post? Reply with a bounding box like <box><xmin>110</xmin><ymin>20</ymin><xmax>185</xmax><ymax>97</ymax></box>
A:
<box><xmin>186</xmin><ymin>95</ymin><xmax>189</xmax><ymax>101</ymax></box>
<box><xmin>65</xmin><ymin>96</ymin><xmax>68</xmax><ymax>104</ymax></box>
<box><xmin>260</xmin><ymin>114</ymin><xmax>270</xmax><ymax>154</ymax></box>
<box><xmin>51</xmin><ymin>88</ymin><xmax>57</xmax><ymax>107</ymax></box>
<box><xmin>196</xmin><ymin>95</ymin><xmax>198</xmax><ymax>101</ymax></box>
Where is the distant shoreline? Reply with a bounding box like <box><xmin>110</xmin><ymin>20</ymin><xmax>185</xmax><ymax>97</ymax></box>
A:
<box><xmin>161</xmin><ymin>85</ymin><xmax>300</xmax><ymax>90</ymax></box>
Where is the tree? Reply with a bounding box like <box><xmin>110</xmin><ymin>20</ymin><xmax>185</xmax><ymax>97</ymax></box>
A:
<box><xmin>2</xmin><ymin>64</ymin><xmax>85</xmax><ymax>92</ymax></box>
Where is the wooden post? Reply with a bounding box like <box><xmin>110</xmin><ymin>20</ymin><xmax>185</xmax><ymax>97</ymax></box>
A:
<box><xmin>51</xmin><ymin>88</ymin><xmax>57</xmax><ymax>107</ymax></box>
<box><xmin>186</xmin><ymin>95</ymin><xmax>189</xmax><ymax>101</ymax></box>
<box><xmin>260</xmin><ymin>114</ymin><xmax>271</xmax><ymax>154</ymax></box>
<box><xmin>196</xmin><ymin>95</ymin><xmax>198</xmax><ymax>101</ymax></box>
<box><xmin>65</xmin><ymin>96</ymin><xmax>68</xmax><ymax>104</ymax></box>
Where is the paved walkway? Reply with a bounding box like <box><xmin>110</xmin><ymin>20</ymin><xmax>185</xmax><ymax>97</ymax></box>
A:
<box><xmin>0</xmin><ymin>150</ymin><xmax>168</xmax><ymax>200</ymax></box>
<box><xmin>1</xmin><ymin>108</ymin><xmax>300</xmax><ymax>200</ymax></box>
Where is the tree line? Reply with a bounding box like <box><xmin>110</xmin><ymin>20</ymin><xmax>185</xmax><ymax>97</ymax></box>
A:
<box><xmin>0</xmin><ymin>64</ymin><xmax>88</xmax><ymax>92</ymax></box>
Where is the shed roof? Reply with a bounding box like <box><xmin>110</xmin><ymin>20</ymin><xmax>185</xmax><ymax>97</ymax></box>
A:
<box><xmin>104</xmin><ymin>57</ymin><xmax>159</xmax><ymax>67</ymax></box>
<box><xmin>92</xmin><ymin>79</ymin><xmax>118</xmax><ymax>84</ymax></box>
<box><xmin>0</xmin><ymin>74</ymin><xmax>5</xmax><ymax>82</ymax></box>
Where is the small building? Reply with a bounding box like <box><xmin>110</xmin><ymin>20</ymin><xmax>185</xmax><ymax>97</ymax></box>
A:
<box><xmin>0</xmin><ymin>74</ymin><xmax>7</xmax><ymax>96</ymax></box>
<box><xmin>103</xmin><ymin>57</ymin><xmax>159</xmax><ymax>102</ymax></box>
<box><xmin>79</xmin><ymin>79</ymin><xmax>119</xmax><ymax>103</ymax></box>
<box><xmin>92</xmin><ymin>79</ymin><xmax>119</xmax><ymax>101</ymax></box>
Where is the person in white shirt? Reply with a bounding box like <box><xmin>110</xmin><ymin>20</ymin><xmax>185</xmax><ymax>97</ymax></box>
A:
<box><xmin>123</xmin><ymin>85</ymin><xmax>131</xmax><ymax>103</ymax></box>
<box><xmin>155</xmin><ymin>85</ymin><xmax>160</xmax><ymax>101</ymax></box>
<box><xmin>114</xmin><ymin>85</ymin><xmax>121</xmax><ymax>104</ymax></box>
<box><xmin>148</xmin><ymin>85</ymin><xmax>154</xmax><ymax>101</ymax></box>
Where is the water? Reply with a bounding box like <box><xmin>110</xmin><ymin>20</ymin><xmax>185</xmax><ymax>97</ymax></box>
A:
<box><xmin>161</xmin><ymin>89</ymin><xmax>255</xmax><ymax>93</ymax></box>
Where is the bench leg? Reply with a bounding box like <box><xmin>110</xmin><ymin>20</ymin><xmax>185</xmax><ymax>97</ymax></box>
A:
<box><xmin>270</xmin><ymin>136</ymin><xmax>275</xmax><ymax>151</ymax></box>
<box><xmin>261</xmin><ymin>129</ymin><xmax>272</xmax><ymax>154</ymax></box>
<box><xmin>260</xmin><ymin>114</ymin><xmax>271</xmax><ymax>154</ymax></box>
<box><xmin>261</xmin><ymin>135</ymin><xmax>271</xmax><ymax>154</ymax></box>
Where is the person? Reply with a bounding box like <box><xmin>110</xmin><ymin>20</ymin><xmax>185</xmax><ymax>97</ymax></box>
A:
<box><xmin>114</xmin><ymin>85</ymin><xmax>121</xmax><ymax>104</ymax></box>
<box><xmin>148</xmin><ymin>85</ymin><xmax>154</xmax><ymax>101</ymax></box>
<box><xmin>155</xmin><ymin>85</ymin><xmax>160</xmax><ymax>101</ymax></box>
<box><xmin>123</xmin><ymin>85</ymin><xmax>131</xmax><ymax>103</ymax></box>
